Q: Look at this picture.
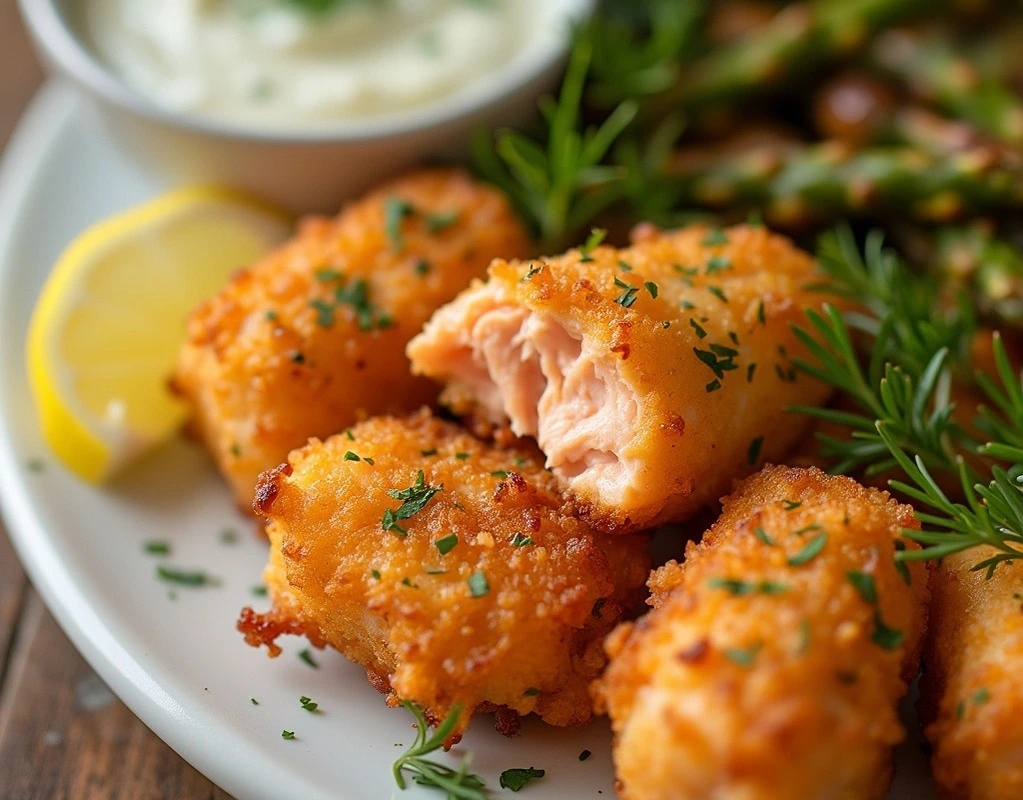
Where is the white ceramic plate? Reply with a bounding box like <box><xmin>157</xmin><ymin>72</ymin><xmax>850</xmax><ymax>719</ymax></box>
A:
<box><xmin>0</xmin><ymin>83</ymin><xmax>937</xmax><ymax>800</ymax></box>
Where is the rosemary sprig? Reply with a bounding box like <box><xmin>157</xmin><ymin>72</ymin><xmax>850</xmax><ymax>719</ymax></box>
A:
<box><xmin>392</xmin><ymin>702</ymin><xmax>487</xmax><ymax>800</ymax></box>
<box><xmin>791</xmin><ymin>227</ymin><xmax>1023</xmax><ymax>572</ymax></box>
<box><xmin>471</xmin><ymin>36</ymin><xmax>638</xmax><ymax>249</ymax></box>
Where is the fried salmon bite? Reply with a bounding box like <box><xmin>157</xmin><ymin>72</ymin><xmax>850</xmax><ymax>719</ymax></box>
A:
<box><xmin>407</xmin><ymin>224</ymin><xmax>832</xmax><ymax>532</ymax></box>
<box><xmin>919</xmin><ymin>551</ymin><xmax>1023</xmax><ymax>800</ymax></box>
<box><xmin>237</xmin><ymin>410</ymin><xmax>650</xmax><ymax>736</ymax></box>
<box><xmin>593</xmin><ymin>466</ymin><xmax>929</xmax><ymax>800</ymax></box>
<box><xmin>173</xmin><ymin>169</ymin><xmax>530</xmax><ymax>508</ymax></box>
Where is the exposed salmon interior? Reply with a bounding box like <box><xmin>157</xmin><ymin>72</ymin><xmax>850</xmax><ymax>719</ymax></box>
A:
<box><xmin>409</xmin><ymin>287</ymin><xmax>641</xmax><ymax>501</ymax></box>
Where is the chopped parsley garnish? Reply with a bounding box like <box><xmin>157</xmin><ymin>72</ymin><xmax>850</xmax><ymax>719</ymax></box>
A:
<box><xmin>708</xmin><ymin>577</ymin><xmax>787</xmax><ymax>596</ymax></box>
<box><xmin>706</xmin><ymin>379</ymin><xmax>722</xmax><ymax>393</ymax></box>
<box><xmin>251</xmin><ymin>585</ymin><xmax>268</xmax><ymax>597</ymax></box>
<box><xmin>579</xmin><ymin>749</ymin><xmax>592</xmax><ymax>761</ymax></box>
<box><xmin>782</xmin><ymin>499</ymin><xmax>802</xmax><ymax>511</ymax></box>
<box><xmin>467</xmin><ymin>570</ymin><xmax>490</xmax><ymax>597</ymax></box>
<box><xmin>155</xmin><ymin>566</ymin><xmax>218</xmax><ymax>587</ymax></box>
<box><xmin>787</xmin><ymin>533</ymin><xmax>827</xmax><ymax>566</ymax></box>
<box><xmin>746</xmin><ymin>363</ymin><xmax>757</xmax><ymax>382</ymax></box>
<box><xmin>401</xmin><ymin>577</ymin><xmax>419</xmax><ymax>589</ymax></box>
<box><xmin>264</xmin><ymin>309</ymin><xmax>278</xmax><ymax>321</ymax></box>
<box><xmin>707</xmin><ymin>285</ymin><xmax>728</xmax><ymax>303</ymax></box>
<box><xmin>344</xmin><ymin>451</ymin><xmax>360</xmax><ymax>461</ymax></box>
<box><xmin>723</xmin><ymin>642</ymin><xmax>762</xmax><ymax>668</ymax></box>
<box><xmin>309</xmin><ymin>299</ymin><xmax>335</xmax><ymax>328</ymax></box>
<box><xmin>617</xmin><ymin>259</ymin><xmax>633</xmax><ymax>272</ymax></box>
<box><xmin>143</xmin><ymin>540</ymin><xmax>171</xmax><ymax>556</ymax></box>
<box><xmin>689</xmin><ymin>318</ymin><xmax>708</xmax><ymax>339</ymax></box>
<box><xmin>455</xmin><ymin>451</ymin><xmax>470</xmax><ymax>461</ymax></box>
<box><xmin>757</xmin><ymin>300</ymin><xmax>766</xmax><ymax>324</ymax></box>
<box><xmin>371</xmin><ymin>569</ymin><xmax>381</xmax><ymax>580</ymax></box>
<box><xmin>281</xmin><ymin>730</ymin><xmax>296</xmax><ymax>740</ymax></box>
<box><xmin>414</xmin><ymin>259</ymin><xmax>431</xmax><ymax>277</ymax></box>
<box><xmin>521</xmin><ymin>262</ymin><xmax>544</xmax><ymax>282</ymax></box>
<box><xmin>524</xmin><ymin>687</ymin><xmax>541</xmax><ymax>696</ymax></box>
<box><xmin>792</xmin><ymin>522</ymin><xmax>823</xmax><ymax>536</ymax></box>
<box><xmin>384</xmin><ymin>196</ymin><xmax>415</xmax><ymax>252</ymax></box>
<box><xmin>315</xmin><ymin>268</ymin><xmax>341</xmax><ymax>282</ymax></box>
<box><xmin>299</xmin><ymin>696</ymin><xmax>319</xmax><ymax>712</ymax></box>
<box><xmin>510</xmin><ymin>533</ymin><xmax>534</xmax><ymax>547</ymax></box>
<box><xmin>847</xmin><ymin>571</ymin><xmax>878</xmax><ymax>604</ymax></box>
<box><xmin>392</xmin><ymin>702</ymin><xmax>486</xmax><ymax>799</ymax></box>
<box><xmin>754</xmin><ymin>526</ymin><xmax>776</xmax><ymax>546</ymax></box>
<box><xmin>973</xmin><ymin>688</ymin><xmax>991</xmax><ymax>705</ymax></box>
<box><xmin>613</xmin><ymin>277</ymin><xmax>639</xmax><ymax>308</ymax></box>
<box><xmin>335</xmin><ymin>277</ymin><xmax>391</xmax><ymax>332</ymax></box>
<box><xmin>747</xmin><ymin>436</ymin><xmax>764</xmax><ymax>466</ymax></box>
<box><xmin>298</xmin><ymin>649</ymin><xmax>319</xmax><ymax>669</ymax></box>
<box><xmin>706</xmin><ymin>255</ymin><xmax>732</xmax><ymax>274</ymax></box>
<box><xmin>728</xmin><ymin>331</ymin><xmax>740</xmax><ymax>345</ymax></box>
<box><xmin>435</xmin><ymin>534</ymin><xmax>459</xmax><ymax>555</ymax></box>
<box><xmin>702</xmin><ymin>228</ymin><xmax>730</xmax><ymax>247</ymax></box>
<box><xmin>894</xmin><ymin>540</ymin><xmax>913</xmax><ymax>585</ymax></box>
<box><xmin>694</xmin><ymin>346</ymin><xmax>738</xmax><ymax>380</ymax></box>
<box><xmin>425</xmin><ymin>210</ymin><xmax>459</xmax><ymax>234</ymax></box>
<box><xmin>870</xmin><ymin>613</ymin><xmax>904</xmax><ymax>650</ymax></box>
<box><xmin>219</xmin><ymin>528</ymin><xmax>238</xmax><ymax>545</ymax></box>
<box><xmin>25</xmin><ymin>459</ymin><xmax>44</xmax><ymax>473</ymax></box>
<box><xmin>578</xmin><ymin>228</ymin><xmax>606</xmax><ymax>262</ymax></box>
<box><xmin>289</xmin><ymin>351</ymin><xmax>305</xmax><ymax>364</ymax></box>
<box><xmin>500</xmin><ymin>767</ymin><xmax>545</xmax><ymax>791</ymax></box>
<box><xmin>250</xmin><ymin>697</ymin><xmax>259</xmax><ymax>705</ymax></box>
<box><xmin>644</xmin><ymin>281</ymin><xmax>659</xmax><ymax>299</ymax></box>
<box><xmin>490</xmin><ymin>470</ymin><xmax>509</xmax><ymax>479</ymax></box>
<box><xmin>421</xmin><ymin>448</ymin><xmax>438</xmax><ymax>456</ymax></box>
<box><xmin>382</xmin><ymin>470</ymin><xmax>443</xmax><ymax>536</ymax></box>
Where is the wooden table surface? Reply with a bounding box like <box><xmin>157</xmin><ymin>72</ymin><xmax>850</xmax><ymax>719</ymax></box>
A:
<box><xmin>0</xmin><ymin>5</ymin><xmax>233</xmax><ymax>798</ymax></box>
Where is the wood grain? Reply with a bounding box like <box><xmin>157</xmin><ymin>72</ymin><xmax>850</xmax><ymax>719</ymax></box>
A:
<box><xmin>0</xmin><ymin>2</ymin><xmax>234</xmax><ymax>796</ymax></box>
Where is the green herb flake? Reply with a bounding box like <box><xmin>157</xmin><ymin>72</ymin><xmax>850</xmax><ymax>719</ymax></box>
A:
<box><xmin>384</xmin><ymin>196</ymin><xmax>415</xmax><ymax>253</ymax></box>
<box><xmin>787</xmin><ymin>533</ymin><xmax>828</xmax><ymax>566</ymax></box>
<box><xmin>250</xmin><ymin>697</ymin><xmax>259</xmax><ymax>705</ymax></box>
<box><xmin>281</xmin><ymin>730</ymin><xmax>296</xmax><ymax>740</ymax></box>
<box><xmin>510</xmin><ymin>533</ymin><xmax>534</xmax><ymax>547</ymax></box>
<box><xmin>702</xmin><ymin>228</ymin><xmax>730</xmax><ymax>247</ymax></box>
<box><xmin>264</xmin><ymin>309</ymin><xmax>278</xmax><ymax>321</ymax></box>
<box><xmin>420</xmin><ymin>448</ymin><xmax>438</xmax><ymax>456</ymax></box>
<box><xmin>524</xmin><ymin>687</ymin><xmax>541</xmax><ymax>697</ymax></box>
<box><xmin>401</xmin><ymin>577</ymin><xmax>419</xmax><ymax>589</ymax></box>
<box><xmin>155</xmin><ymin>566</ymin><xmax>218</xmax><ymax>587</ymax></box>
<box><xmin>435</xmin><ymin>534</ymin><xmax>459</xmax><ymax>555</ymax></box>
<box><xmin>644</xmin><ymin>281</ymin><xmax>659</xmax><ymax>299</ymax></box>
<box><xmin>298</xmin><ymin>648</ymin><xmax>319</xmax><ymax>669</ymax></box>
<box><xmin>707</xmin><ymin>285</ymin><xmax>728</xmax><ymax>303</ymax></box>
<box><xmin>706</xmin><ymin>255</ymin><xmax>732</xmax><ymax>275</ymax></box>
<box><xmin>500</xmin><ymin>767</ymin><xmax>545</xmax><ymax>792</ymax></box>
<box><xmin>490</xmin><ymin>470</ymin><xmax>509</xmax><ymax>479</ymax></box>
<box><xmin>973</xmin><ymin>688</ymin><xmax>991</xmax><ymax>705</ymax></box>
<box><xmin>579</xmin><ymin>749</ymin><xmax>592</xmax><ymax>761</ymax></box>
<box><xmin>578</xmin><ymin>228</ymin><xmax>606</xmax><ymax>262</ymax></box>
<box><xmin>144</xmin><ymin>540</ymin><xmax>171</xmax><ymax>556</ymax></box>
<box><xmin>847</xmin><ymin>571</ymin><xmax>878</xmax><ymax>605</ymax></box>
<box><xmin>757</xmin><ymin>300</ymin><xmax>766</xmax><ymax>325</ymax></box>
<box><xmin>708</xmin><ymin>577</ymin><xmax>785</xmax><ymax>596</ymax></box>
<box><xmin>723</xmin><ymin>642</ymin><xmax>762</xmax><ymax>668</ymax></box>
<box><xmin>455</xmin><ymin>451</ymin><xmax>470</xmax><ymax>461</ymax></box>
<box><xmin>219</xmin><ymin>528</ymin><xmax>238</xmax><ymax>545</ymax></box>
<box><xmin>617</xmin><ymin>260</ymin><xmax>633</xmax><ymax>272</ymax></box>
<box><xmin>414</xmin><ymin>259</ymin><xmax>431</xmax><ymax>277</ymax></box>
<box><xmin>251</xmin><ymin>585</ymin><xmax>268</xmax><ymax>597</ymax></box>
<box><xmin>425</xmin><ymin>210</ymin><xmax>459</xmax><ymax>234</ymax></box>
<box><xmin>747</xmin><ymin>436</ymin><xmax>764</xmax><ymax>466</ymax></box>
<box><xmin>754</xmin><ymin>526</ymin><xmax>776</xmax><ymax>546</ymax></box>
<box><xmin>344</xmin><ymin>451</ymin><xmax>361</xmax><ymax>462</ymax></box>
<box><xmin>706</xmin><ymin>379</ymin><xmax>722</xmax><ymax>393</ymax></box>
<box><xmin>613</xmin><ymin>277</ymin><xmax>639</xmax><ymax>308</ymax></box>
<box><xmin>746</xmin><ymin>363</ymin><xmax>757</xmax><ymax>383</ymax></box>
<box><xmin>782</xmin><ymin>499</ymin><xmax>802</xmax><ymax>511</ymax></box>
<box><xmin>870</xmin><ymin>613</ymin><xmax>904</xmax><ymax>651</ymax></box>
<box><xmin>521</xmin><ymin>263</ymin><xmax>544</xmax><ymax>282</ymax></box>
<box><xmin>689</xmin><ymin>318</ymin><xmax>708</xmax><ymax>339</ymax></box>
<box><xmin>371</xmin><ymin>569</ymin><xmax>381</xmax><ymax>580</ymax></box>
<box><xmin>315</xmin><ymin>268</ymin><xmax>341</xmax><ymax>282</ymax></box>
<box><xmin>345</xmin><ymin>429</ymin><xmax>355</xmax><ymax>441</ymax></box>
<box><xmin>289</xmin><ymin>351</ymin><xmax>305</xmax><ymax>365</ymax></box>
<box><xmin>309</xmin><ymin>298</ymin><xmax>335</xmax><ymax>328</ymax></box>
<box><xmin>299</xmin><ymin>695</ymin><xmax>319</xmax><ymax>712</ymax></box>
<box><xmin>467</xmin><ymin>570</ymin><xmax>490</xmax><ymax>598</ymax></box>
<box><xmin>382</xmin><ymin>470</ymin><xmax>443</xmax><ymax>535</ymax></box>
<box><xmin>25</xmin><ymin>459</ymin><xmax>45</xmax><ymax>473</ymax></box>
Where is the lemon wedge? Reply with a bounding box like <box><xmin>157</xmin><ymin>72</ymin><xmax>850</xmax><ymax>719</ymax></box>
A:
<box><xmin>27</xmin><ymin>186</ymin><xmax>293</xmax><ymax>483</ymax></box>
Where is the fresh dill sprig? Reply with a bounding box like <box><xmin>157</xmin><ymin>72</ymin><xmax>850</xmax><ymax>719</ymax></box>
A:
<box><xmin>392</xmin><ymin>701</ymin><xmax>487</xmax><ymax>800</ymax></box>
<box><xmin>471</xmin><ymin>39</ymin><xmax>637</xmax><ymax>249</ymax></box>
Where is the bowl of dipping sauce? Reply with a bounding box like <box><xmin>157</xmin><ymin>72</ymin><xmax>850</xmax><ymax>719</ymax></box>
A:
<box><xmin>20</xmin><ymin>0</ymin><xmax>592</xmax><ymax>211</ymax></box>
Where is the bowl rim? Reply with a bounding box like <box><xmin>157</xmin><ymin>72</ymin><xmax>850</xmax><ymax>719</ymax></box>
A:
<box><xmin>18</xmin><ymin>0</ymin><xmax>593</xmax><ymax>144</ymax></box>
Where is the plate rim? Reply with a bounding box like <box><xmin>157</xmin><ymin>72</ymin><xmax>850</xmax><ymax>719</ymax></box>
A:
<box><xmin>0</xmin><ymin>81</ymin><xmax>342</xmax><ymax>800</ymax></box>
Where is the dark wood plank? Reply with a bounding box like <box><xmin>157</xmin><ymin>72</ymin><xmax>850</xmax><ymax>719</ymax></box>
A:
<box><xmin>0</xmin><ymin>593</ymin><xmax>234</xmax><ymax>800</ymax></box>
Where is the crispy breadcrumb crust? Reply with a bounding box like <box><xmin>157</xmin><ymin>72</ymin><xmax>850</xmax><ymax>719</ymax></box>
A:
<box><xmin>920</xmin><ymin>552</ymin><xmax>1023</xmax><ymax>800</ymax></box>
<box><xmin>173</xmin><ymin>169</ymin><xmax>530</xmax><ymax>508</ymax></box>
<box><xmin>409</xmin><ymin>223</ymin><xmax>832</xmax><ymax>532</ymax></box>
<box><xmin>594</xmin><ymin>465</ymin><xmax>929</xmax><ymax>800</ymax></box>
<box><xmin>238</xmin><ymin>409</ymin><xmax>649</xmax><ymax>735</ymax></box>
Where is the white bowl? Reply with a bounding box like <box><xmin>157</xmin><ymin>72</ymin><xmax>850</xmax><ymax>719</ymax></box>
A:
<box><xmin>19</xmin><ymin>0</ymin><xmax>591</xmax><ymax>212</ymax></box>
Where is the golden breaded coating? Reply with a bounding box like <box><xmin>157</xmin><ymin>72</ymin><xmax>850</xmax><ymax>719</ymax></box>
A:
<box><xmin>593</xmin><ymin>465</ymin><xmax>929</xmax><ymax>800</ymax></box>
<box><xmin>237</xmin><ymin>410</ymin><xmax>649</xmax><ymax>736</ymax></box>
<box><xmin>920</xmin><ymin>551</ymin><xmax>1023</xmax><ymax>800</ymax></box>
<box><xmin>408</xmin><ymin>224</ymin><xmax>832</xmax><ymax>532</ymax></box>
<box><xmin>173</xmin><ymin>169</ymin><xmax>530</xmax><ymax>508</ymax></box>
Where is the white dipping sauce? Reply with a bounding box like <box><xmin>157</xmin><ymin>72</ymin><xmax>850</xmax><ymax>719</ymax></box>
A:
<box><xmin>79</xmin><ymin>0</ymin><xmax>533</xmax><ymax>127</ymax></box>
